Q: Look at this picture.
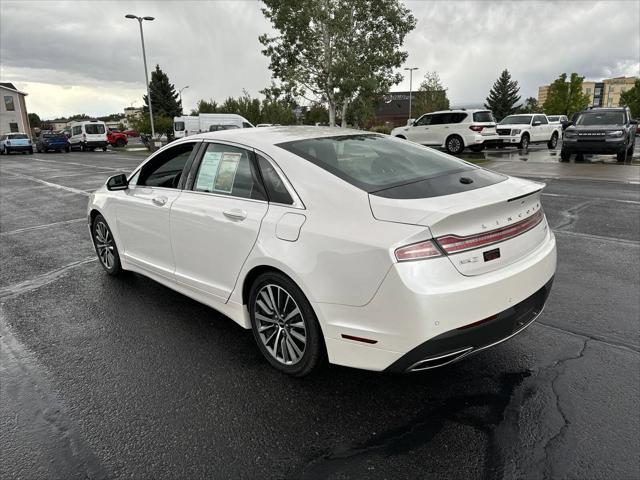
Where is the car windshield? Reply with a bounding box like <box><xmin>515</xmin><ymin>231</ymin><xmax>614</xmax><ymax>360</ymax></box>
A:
<box><xmin>500</xmin><ymin>115</ymin><xmax>532</xmax><ymax>125</ymax></box>
<box><xmin>278</xmin><ymin>134</ymin><xmax>476</xmax><ymax>193</ymax></box>
<box><xmin>576</xmin><ymin>111</ymin><xmax>625</xmax><ymax>126</ymax></box>
<box><xmin>43</xmin><ymin>133</ymin><xmax>62</xmax><ymax>138</ymax></box>
<box><xmin>85</xmin><ymin>124</ymin><xmax>105</xmax><ymax>134</ymax></box>
<box><xmin>547</xmin><ymin>116</ymin><xmax>559</xmax><ymax>122</ymax></box>
<box><xmin>473</xmin><ymin>111</ymin><xmax>495</xmax><ymax>122</ymax></box>
<box><xmin>9</xmin><ymin>134</ymin><xmax>28</xmax><ymax>139</ymax></box>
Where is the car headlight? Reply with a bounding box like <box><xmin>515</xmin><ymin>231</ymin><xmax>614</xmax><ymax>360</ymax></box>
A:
<box><xmin>607</xmin><ymin>130</ymin><xmax>624</xmax><ymax>137</ymax></box>
<box><xmin>511</xmin><ymin>129</ymin><xmax>521</xmax><ymax>135</ymax></box>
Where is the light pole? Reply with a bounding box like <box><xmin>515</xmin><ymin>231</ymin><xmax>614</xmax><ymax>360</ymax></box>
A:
<box><xmin>178</xmin><ymin>85</ymin><xmax>190</xmax><ymax>112</ymax></box>
<box><xmin>404</xmin><ymin>67</ymin><xmax>419</xmax><ymax>123</ymax></box>
<box><xmin>125</xmin><ymin>14</ymin><xmax>156</xmax><ymax>143</ymax></box>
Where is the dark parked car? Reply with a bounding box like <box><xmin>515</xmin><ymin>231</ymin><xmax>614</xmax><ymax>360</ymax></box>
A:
<box><xmin>36</xmin><ymin>132</ymin><xmax>70</xmax><ymax>153</ymax></box>
<box><xmin>561</xmin><ymin>107</ymin><xmax>637</xmax><ymax>163</ymax></box>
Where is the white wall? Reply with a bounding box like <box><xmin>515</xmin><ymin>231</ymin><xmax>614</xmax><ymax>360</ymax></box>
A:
<box><xmin>0</xmin><ymin>87</ymin><xmax>27</xmax><ymax>135</ymax></box>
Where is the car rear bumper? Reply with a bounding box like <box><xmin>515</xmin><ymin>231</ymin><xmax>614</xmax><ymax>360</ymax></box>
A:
<box><xmin>315</xmin><ymin>229</ymin><xmax>556</xmax><ymax>372</ymax></box>
<box><xmin>83</xmin><ymin>141</ymin><xmax>108</xmax><ymax>148</ymax></box>
<box><xmin>561</xmin><ymin>140</ymin><xmax>627</xmax><ymax>153</ymax></box>
<box><xmin>5</xmin><ymin>145</ymin><xmax>32</xmax><ymax>152</ymax></box>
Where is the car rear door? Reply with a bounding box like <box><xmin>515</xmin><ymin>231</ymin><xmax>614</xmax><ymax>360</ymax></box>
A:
<box><xmin>170</xmin><ymin>141</ymin><xmax>269</xmax><ymax>302</ymax></box>
<box><xmin>116</xmin><ymin>141</ymin><xmax>199</xmax><ymax>279</ymax></box>
<box><xmin>532</xmin><ymin>115</ymin><xmax>548</xmax><ymax>142</ymax></box>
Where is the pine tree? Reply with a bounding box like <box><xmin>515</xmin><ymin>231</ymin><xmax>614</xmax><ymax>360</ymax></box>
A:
<box><xmin>485</xmin><ymin>69</ymin><xmax>521</xmax><ymax>121</ymax></box>
<box><xmin>143</xmin><ymin>65</ymin><xmax>182</xmax><ymax>118</ymax></box>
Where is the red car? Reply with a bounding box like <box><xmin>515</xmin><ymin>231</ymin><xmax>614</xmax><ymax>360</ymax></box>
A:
<box><xmin>107</xmin><ymin>129</ymin><xmax>128</xmax><ymax>148</ymax></box>
<box><xmin>123</xmin><ymin>129</ymin><xmax>139</xmax><ymax>137</ymax></box>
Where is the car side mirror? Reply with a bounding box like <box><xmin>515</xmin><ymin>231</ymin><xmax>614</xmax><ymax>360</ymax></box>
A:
<box><xmin>630</xmin><ymin>119</ymin><xmax>638</xmax><ymax>125</ymax></box>
<box><xmin>532</xmin><ymin>121</ymin><xmax>542</xmax><ymax>126</ymax></box>
<box><xmin>106</xmin><ymin>173</ymin><xmax>128</xmax><ymax>191</ymax></box>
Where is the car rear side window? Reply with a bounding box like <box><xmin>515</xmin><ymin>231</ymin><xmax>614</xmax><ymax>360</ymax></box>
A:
<box><xmin>85</xmin><ymin>124</ymin><xmax>106</xmax><ymax>134</ymax></box>
<box><xmin>257</xmin><ymin>155</ymin><xmax>293</xmax><ymax>205</ymax></box>
<box><xmin>174</xmin><ymin>121</ymin><xmax>185</xmax><ymax>131</ymax></box>
<box><xmin>193</xmin><ymin>143</ymin><xmax>266</xmax><ymax>201</ymax></box>
<box><xmin>473</xmin><ymin>111</ymin><xmax>494</xmax><ymax>123</ymax></box>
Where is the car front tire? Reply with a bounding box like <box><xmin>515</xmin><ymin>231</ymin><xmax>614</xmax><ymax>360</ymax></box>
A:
<box><xmin>248</xmin><ymin>271</ymin><xmax>325</xmax><ymax>377</ymax></box>
<box><xmin>547</xmin><ymin>132</ymin><xmax>558</xmax><ymax>149</ymax></box>
<box><xmin>91</xmin><ymin>214</ymin><xmax>122</xmax><ymax>275</ymax></box>
<box><xmin>518</xmin><ymin>134</ymin><xmax>530</xmax><ymax>150</ymax></box>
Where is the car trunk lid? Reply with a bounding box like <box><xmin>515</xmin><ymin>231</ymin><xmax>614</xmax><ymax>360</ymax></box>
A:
<box><xmin>369</xmin><ymin>176</ymin><xmax>548</xmax><ymax>275</ymax></box>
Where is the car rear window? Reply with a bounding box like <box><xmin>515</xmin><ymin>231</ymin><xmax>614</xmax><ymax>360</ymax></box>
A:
<box><xmin>278</xmin><ymin>134</ymin><xmax>505</xmax><ymax>198</ymax></box>
<box><xmin>473</xmin><ymin>111</ymin><xmax>495</xmax><ymax>123</ymax></box>
<box><xmin>85</xmin><ymin>124</ymin><xmax>106</xmax><ymax>134</ymax></box>
<box><xmin>576</xmin><ymin>111</ymin><xmax>625</xmax><ymax>126</ymax></box>
<box><xmin>547</xmin><ymin>116</ymin><xmax>559</xmax><ymax>122</ymax></box>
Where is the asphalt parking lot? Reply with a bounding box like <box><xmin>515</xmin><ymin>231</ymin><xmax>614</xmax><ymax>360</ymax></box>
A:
<box><xmin>1</xmin><ymin>146</ymin><xmax>639</xmax><ymax>479</ymax></box>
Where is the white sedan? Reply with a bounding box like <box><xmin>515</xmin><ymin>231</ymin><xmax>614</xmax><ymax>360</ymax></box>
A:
<box><xmin>88</xmin><ymin>127</ymin><xmax>556</xmax><ymax>376</ymax></box>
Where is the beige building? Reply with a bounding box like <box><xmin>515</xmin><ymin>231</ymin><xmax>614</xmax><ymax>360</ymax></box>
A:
<box><xmin>0</xmin><ymin>82</ymin><xmax>31</xmax><ymax>137</ymax></box>
<box><xmin>537</xmin><ymin>76</ymin><xmax>637</xmax><ymax>109</ymax></box>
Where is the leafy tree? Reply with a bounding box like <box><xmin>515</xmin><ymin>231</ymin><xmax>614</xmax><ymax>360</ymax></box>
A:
<box><xmin>303</xmin><ymin>103</ymin><xmax>329</xmax><ymax>125</ymax></box>
<box><xmin>259</xmin><ymin>0</ymin><xmax>416</xmax><ymax>127</ymax></box>
<box><xmin>542</xmin><ymin>73</ymin><xmax>590</xmax><ymax>117</ymax></box>
<box><xmin>485</xmin><ymin>69</ymin><xmax>521</xmax><ymax>121</ymax></box>
<box><xmin>143</xmin><ymin>64</ymin><xmax>182</xmax><ymax>119</ymax></box>
<box><xmin>620</xmin><ymin>78</ymin><xmax>640</xmax><ymax>119</ymax></box>
<box><xmin>412</xmin><ymin>71</ymin><xmax>450</xmax><ymax>116</ymax></box>
<box><xmin>130</xmin><ymin>115</ymin><xmax>173</xmax><ymax>143</ymax></box>
<box><xmin>261</xmin><ymin>98</ymin><xmax>297</xmax><ymax>125</ymax></box>
<box><xmin>191</xmin><ymin>99</ymin><xmax>220</xmax><ymax>115</ymax></box>
<box><xmin>28</xmin><ymin>113</ymin><xmax>41</xmax><ymax>128</ymax></box>
<box><xmin>519</xmin><ymin>97</ymin><xmax>543</xmax><ymax>114</ymax></box>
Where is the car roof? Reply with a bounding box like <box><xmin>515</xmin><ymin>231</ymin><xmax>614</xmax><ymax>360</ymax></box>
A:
<box><xmin>181</xmin><ymin>126</ymin><xmax>376</xmax><ymax>147</ymax></box>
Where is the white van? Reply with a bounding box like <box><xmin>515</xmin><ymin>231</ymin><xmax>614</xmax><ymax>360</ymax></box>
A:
<box><xmin>173</xmin><ymin>114</ymin><xmax>254</xmax><ymax>138</ymax></box>
<box><xmin>173</xmin><ymin>116</ymin><xmax>200</xmax><ymax>138</ymax></box>
<box><xmin>69</xmin><ymin>120</ymin><xmax>108</xmax><ymax>151</ymax></box>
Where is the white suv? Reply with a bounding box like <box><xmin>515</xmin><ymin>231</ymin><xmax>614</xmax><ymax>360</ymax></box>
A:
<box><xmin>390</xmin><ymin>109</ymin><xmax>499</xmax><ymax>154</ymax></box>
<box><xmin>496</xmin><ymin>114</ymin><xmax>562</xmax><ymax>150</ymax></box>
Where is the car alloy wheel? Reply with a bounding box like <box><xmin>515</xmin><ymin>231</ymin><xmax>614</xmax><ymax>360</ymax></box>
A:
<box><xmin>520</xmin><ymin>135</ymin><xmax>529</xmax><ymax>150</ymax></box>
<box><xmin>254</xmin><ymin>284</ymin><xmax>307</xmax><ymax>365</ymax></box>
<box><xmin>94</xmin><ymin>220</ymin><xmax>116</xmax><ymax>269</ymax></box>
<box><xmin>446</xmin><ymin>136</ymin><xmax>463</xmax><ymax>154</ymax></box>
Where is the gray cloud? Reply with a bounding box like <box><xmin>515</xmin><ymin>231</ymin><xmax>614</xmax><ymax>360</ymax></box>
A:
<box><xmin>1</xmin><ymin>0</ymin><xmax>638</xmax><ymax>118</ymax></box>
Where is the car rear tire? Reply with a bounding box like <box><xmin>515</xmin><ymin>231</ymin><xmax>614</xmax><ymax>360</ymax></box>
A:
<box><xmin>91</xmin><ymin>214</ymin><xmax>122</xmax><ymax>275</ymax></box>
<box><xmin>617</xmin><ymin>149</ymin><xmax>627</xmax><ymax>163</ymax></box>
<box><xmin>445</xmin><ymin>135</ymin><xmax>464</xmax><ymax>154</ymax></box>
<box><xmin>547</xmin><ymin>132</ymin><xmax>558</xmax><ymax>149</ymax></box>
<box><xmin>518</xmin><ymin>134</ymin><xmax>530</xmax><ymax>150</ymax></box>
<box><xmin>560</xmin><ymin>150</ymin><xmax>571</xmax><ymax>161</ymax></box>
<box><xmin>115</xmin><ymin>138</ymin><xmax>126</xmax><ymax>148</ymax></box>
<box><xmin>102</xmin><ymin>146</ymin><xmax>108</xmax><ymax>152</ymax></box>
<box><xmin>248</xmin><ymin>271</ymin><xmax>325</xmax><ymax>377</ymax></box>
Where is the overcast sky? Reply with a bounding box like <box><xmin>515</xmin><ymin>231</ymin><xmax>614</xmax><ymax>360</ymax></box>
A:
<box><xmin>1</xmin><ymin>0</ymin><xmax>638</xmax><ymax>119</ymax></box>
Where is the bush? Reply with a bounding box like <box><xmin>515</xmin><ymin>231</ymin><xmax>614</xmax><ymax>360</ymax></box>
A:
<box><xmin>369</xmin><ymin>125</ymin><xmax>392</xmax><ymax>135</ymax></box>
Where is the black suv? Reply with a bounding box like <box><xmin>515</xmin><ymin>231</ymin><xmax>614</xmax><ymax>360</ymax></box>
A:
<box><xmin>560</xmin><ymin>107</ymin><xmax>637</xmax><ymax>163</ymax></box>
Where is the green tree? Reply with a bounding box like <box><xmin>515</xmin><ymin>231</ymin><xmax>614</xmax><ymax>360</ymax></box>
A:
<box><xmin>542</xmin><ymin>73</ymin><xmax>590</xmax><ymax>117</ymax></box>
<box><xmin>303</xmin><ymin>103</ymin><xmax>329</xmax><ymax>125</ymax></box>
<box><xmin>519</xmin><ymin>97</ymin><xmax>542</xmax><ymax>114</ymax></box>
<box><xmin>485</xmin><ymin>69</ymin><xmax>521</xmax><ymax>121</ymax></box>
<box><xmin>130</xmin><ymin>115</ymin><xmax>173</xmax><ymax>145</ymax></box>
<box><xmin>412</xmin><ymin>71</ymin><xmax>450</xmax><ymax>116</ymax></box>
<box><xmin>259</xmin><ymin>0</ymin><xmax>416</xmax><ymax>127</ymax></box>
<box><xmin>28</xmin><ymin>112</ymin><xmax>41</xmax><ymax>128</ymax></box>
<box><xmin>620</xmin><ymin>78</ymin><xmax>640</xmax><ymax>119</ymax></box>
<box><xmin>143</xmin><ymin>64</ymin><xmax>182</xmax><ymax>119</ymax></box>
<box><xmin>191</xmin><ymin>99</ymin><xmax>220</xmax><ymax>115</ymax></box>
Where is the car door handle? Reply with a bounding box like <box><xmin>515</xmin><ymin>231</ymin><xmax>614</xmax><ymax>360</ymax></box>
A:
<box><xmin>223</xmin><ymin>209</ymin><xmax>247</xmax><ymax>221</ymax></box>
<box><xmin>152</xmin><ymin>196</ymin><xmax>168</xmax><ymax>206</ymax></box>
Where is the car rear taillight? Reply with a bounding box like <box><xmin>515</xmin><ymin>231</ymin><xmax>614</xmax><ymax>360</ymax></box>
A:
<box><xmin>395</xmin><ymin>240</ymin><xmax>442</xmax><ymax>262</ymax></box>
<box><xmin>436</xmin><ymin>210</ymin><xmax>544</xmax><ymax>254</ymax></box>
<box><xmin>469</xmin><ymin>125</ymin><xmax>484</xmax><ymax>132</ymax></box>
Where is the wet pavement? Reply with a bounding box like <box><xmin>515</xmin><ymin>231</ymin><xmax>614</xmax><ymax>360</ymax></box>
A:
<box><xmin>1</xmin><ymin>148</ymin><xmax>639</xmax><ymax>479</ymax></box>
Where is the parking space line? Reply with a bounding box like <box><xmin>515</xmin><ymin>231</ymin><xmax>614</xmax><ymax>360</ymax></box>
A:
<box><xmin>4</xmin><ymin>172</ymin><xmax>90</xmax><ymax>197</ymax></box>
<box><xmin>543</xmin><ymin>192</ymin><xmax>640</xmax><ymax>205</ymax></box>
<box><xmin>30</xmin><ymin>157</ymin><xmax>125</xmax><ymax>172</ymax></box>
<box><xmin>1</xmin><ymin>218</ymin><xmax>86</xmax><ymax>237</ymax></box>
<box><xmin>553</xmin><ymin>229</ymin><xmax>640</xmax><ymax>246</ymax></box>
<box><xmin>0</xmin><ymin>257</ymin><xmax>96</xmax><ymax>301</ymax></box>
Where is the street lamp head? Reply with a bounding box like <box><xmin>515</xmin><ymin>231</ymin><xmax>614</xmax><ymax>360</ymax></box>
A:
<box><xmin>143</xmin><ymin>16</ymin><xmax>155</xmax><ymax>21</ymax></box>
<box><xmin>125</xmin><ymin>14</ymin><xmax>137</xmax><ymax>19</ymax></box>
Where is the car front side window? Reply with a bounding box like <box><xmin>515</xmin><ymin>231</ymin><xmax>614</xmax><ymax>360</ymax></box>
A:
<box><xmin>137</xmin><ymin>142</ymin><xmax>196</xmax><ymax>189</ymax></box>
<box><xmin>414</xmin><ymin>115</ymin><xmax>432</xmax><ymax>126</ymax></box>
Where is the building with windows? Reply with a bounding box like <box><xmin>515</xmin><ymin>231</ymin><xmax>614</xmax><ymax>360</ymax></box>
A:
<box><xmin>0</xmin><ymin>82</ymin><xmax>30</xmax><ymax>137</ymax></box>
<box><xmin>537</xmin><ymin>76</ymin><xmax>637</xmax><ymax>109</ymax></box>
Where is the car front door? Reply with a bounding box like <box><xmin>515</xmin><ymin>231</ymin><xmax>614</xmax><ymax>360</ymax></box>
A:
<box><xmin>116</xmin><ymin>141</ymin><xmax>199</xmax><ymax>279</ymax></box>
<box><xmin>407</xmin><ymin>114</ymin><xmax>433</xmax><ymax>144</ymax></box>
<box><xmin>431</xmin><ymin>113</ymin><xmax>453</xmax><ymax>146</ymax></box>
<box><xmin>170</xmin><ymin>141</ymin><xmax>269</xmax><ymax>302</ymax></box>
